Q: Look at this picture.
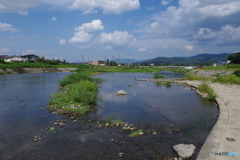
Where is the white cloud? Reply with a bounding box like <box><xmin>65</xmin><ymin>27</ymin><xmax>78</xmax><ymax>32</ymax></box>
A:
<box><xmin>105</xmin><ymin>46</ymin><xmax>113</xmax><ymax>50</ymax></box>
<box><xmin>96</xmin><ymin>30</ymin><xmax>136</xmax><ymax>46</ymax></box>
<box><xmin>69</xmin><ymin>20</ymin><xmax>104</xmax><ymax>44</ymax></box>
<box><xmin>138</xmin><ymin>47</ymin><xmax>147</xmax><ymax>52</ymax></box>
<box><xmin>69</xmin><ymin>31</ymin><xmax>93</xmax><ymax>43</ymax></box>
<box><xmin>75</xmin><ymin>19</ymin><xmax>104</xmax><ymax>32</ymax></box>
<box><xmin>52</xmin><ymin>17</ymin><xmax>57</xmax><ymax>21</ymax></box>
<box><xmin>0</xmin><ymin>22</ymin><xmax>20</xmax><ymax>32</ymax></box>
<box><xmin>0</xmin><ymin>48</ymin><xmax>9</xmax><ymax>53</ymax></box>
<box><xmin>58</xmin><ymin>38</ymin><xmax>66</xmax><ymax>45</ymax></box>
<box><xmin>0</xmin><ymin>0</ymin><xmax>42</xmax><ymax>15</ymax></box>
<box><xmin>185</xmin><ymin>45</ymin><xmax>194</xmax><ymax>51</ymax></box>
<box><xmin>161</xmin><ymin>0</ymin><xmax>171</xmax><ymax>5</ymax></box>
<box><xmin>146</xmin><ymin>7</ymin><xmax>155</xmax><ymax>10</ymax></box>
<box><xmin>69</xmin><ymin>0</ymin><xmax>140</xmax><ymax>14</ymax></box>
<box><xmin>147</xmin><ymin>0</ymin><xmax>240</xmax><ymax>45</ymax></box>
<box><xmin>194</xmin><ymin>25</ymin><xmax>240</xmax><ymax>45</ymax></box>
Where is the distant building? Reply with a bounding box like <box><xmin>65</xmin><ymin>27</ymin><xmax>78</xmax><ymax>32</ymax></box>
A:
<box><xmin>213</xmin><ymin>60</ymin><xmax>230</xmax><ymax>66</ymax></box>
<box><xmin>0</xmin><ymin>55</ymin><xmax>24</xmax><ymax>62</ymax></box>
<box><xmin>20</xmin><ymin>54</ymin><xmax>39</xmax><ymax>62</ymax></box>
<box><xmin>0</xmin><ymin>54</ymin><xmax>39</xmax><ymax>63</ymax></box>
<box><xmin>118</xmin><ymin>63</ymin><xmax>128</xmax><ymax>66</ymax></box>
<box><xmin>90</xmin><ymin>60</ymin><xmax>105</xmax><ymax>65</ymax></box>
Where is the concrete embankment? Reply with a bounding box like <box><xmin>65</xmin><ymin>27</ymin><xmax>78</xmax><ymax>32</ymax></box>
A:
<box><xmin>136</xmin><ymin>77</ymin><xmax>240</xmax><ymax>160</ymax></box>
<box><xmin>0</xmin><ymin>68</ymin><xmax>78</xmax><ymax>74</ymax></box>
<box><xmin>182</xmin><ymin>81</ymin><xmax>240</xmax><ymax>160</ymax></box>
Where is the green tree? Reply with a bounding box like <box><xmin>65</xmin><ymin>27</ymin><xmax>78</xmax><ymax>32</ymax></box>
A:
<box><xmin>110</xmin><ymin>61</ymin><xmax>117</xmax><ymax>66</ymax></box>
<box><xmin>0</xmin><ymin>58</ymin><xmax>6</xmax><ymax>64</ymax></box>
<box><xmin>228</xmin><ymin>52</ymin><xmax>240</xmax><ymax>64</ymax></box>
<box><xmin>106</xmin><ymin>59</ymin><xmax>109</xmax><ymax>66</ymax></box>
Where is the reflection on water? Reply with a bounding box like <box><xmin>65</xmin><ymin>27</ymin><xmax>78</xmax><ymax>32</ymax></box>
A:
<box><xmin>0</xmin><ymin>72</ymin><xmax>218</xmax><ymax>160</ymax></box>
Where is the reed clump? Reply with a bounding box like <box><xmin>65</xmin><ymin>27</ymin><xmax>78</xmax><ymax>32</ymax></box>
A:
<box><xmin>198</xmin><ymin>82</ymin><xmax>217</xmax><ymax>100</ymax></box>
<box><xmin>48</xmin><ymin>72</ymin><xmax>100</xmax><ymax>114</ymax></box>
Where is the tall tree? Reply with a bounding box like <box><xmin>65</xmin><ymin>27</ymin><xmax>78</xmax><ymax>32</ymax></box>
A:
<box><xmin>228</xmin><ymin>52</ymin><xmax>240</xmax><ymax>64</ymax></box>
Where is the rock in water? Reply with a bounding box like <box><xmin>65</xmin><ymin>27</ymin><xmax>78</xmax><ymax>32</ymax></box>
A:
<box><xmin>116</xmin><ymin>90</ymin><xmax>127</xmax><ymax>96</ymax></box>
<box><xmin>173</xmin><ymin>144</ymin><xmax>196</xmax><ymax>158</ymax></box>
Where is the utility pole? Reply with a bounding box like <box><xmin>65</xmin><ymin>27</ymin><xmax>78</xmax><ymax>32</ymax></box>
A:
<box><xmin>81</xmin><ymin>54</ymin><xmax>85</xmax><ymax>63</ymax></box>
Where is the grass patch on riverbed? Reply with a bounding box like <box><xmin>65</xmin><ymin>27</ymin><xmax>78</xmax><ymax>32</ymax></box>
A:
<box><xmin>129</xmin><ymin>130</ymin><xmax>143</xmax><ymax>137</ymax></box>
<box><xmin>153</xmin><ymin>73</ymin><xmax>164</xmax><ymax>79</ymax></box>
<box><xmin>198</xmin><ymin>82</ymin><xmax>217</xmax><ymax>99</ymax></box>
<box><xmin>48</xmin><ymin>72</ymin><xmax>100</xmax><ymax>114</ymax></box>
<box><xmin>155</xmin><ymin>81</ymin><xmax>172</xmax><ymax>88</ymax></box>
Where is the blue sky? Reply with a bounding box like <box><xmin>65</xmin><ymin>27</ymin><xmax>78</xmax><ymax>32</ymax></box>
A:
<box><xmin>0</xmin><ymin>0</ymin><xmax>240</xmax><ymax>62</ymax></box>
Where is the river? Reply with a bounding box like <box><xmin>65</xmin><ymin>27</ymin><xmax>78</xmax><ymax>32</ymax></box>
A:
<box><xmin>0</xmin><ymin>71</ymin><xmax>218</xmax><ymax>159</ymax></box>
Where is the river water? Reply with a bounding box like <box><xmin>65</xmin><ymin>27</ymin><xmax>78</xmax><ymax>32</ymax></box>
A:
<box><xmin>0</xmin><ymin>72</ymin><xmax>218</xmax><ymax>160</ymax></box>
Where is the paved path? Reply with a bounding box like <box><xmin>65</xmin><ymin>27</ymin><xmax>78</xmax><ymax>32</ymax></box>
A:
<box><xmin>180</xmin><ymin>81</ymin><xmax>240</xmax><ymax>160</ymax></box>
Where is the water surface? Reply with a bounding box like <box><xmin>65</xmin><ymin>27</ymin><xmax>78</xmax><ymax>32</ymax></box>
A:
<box><xmin>0</xmin><ymin>72</ymin><xmax>218</xmax><ymax>159</ymax></box>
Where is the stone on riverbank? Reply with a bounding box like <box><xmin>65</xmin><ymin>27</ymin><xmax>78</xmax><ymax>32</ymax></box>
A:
<box><xmin>173</xmin><ymin>144</ymin><xmax>196</xmax><ymax>158</ymax></box>
<box><xmin>116</xmin><ymin>90</ymin><xmax>127</xmax><ymax>96</ymax></box>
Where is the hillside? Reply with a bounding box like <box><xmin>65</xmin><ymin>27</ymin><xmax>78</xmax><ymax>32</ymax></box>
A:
<box><xmin>113</xmin><ymin>58</ymin><xmax>139</xmax><ymax>64</ymax></box>
<box><xmin>138</xmin><ymin>53</ymin><xmax>230</xmax><ymax>65</ymax></box>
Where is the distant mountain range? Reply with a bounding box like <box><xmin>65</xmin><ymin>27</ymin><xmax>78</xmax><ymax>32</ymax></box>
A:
<box><xmin>137</xmin><ymin>53</ymin><xmax>232</xmax><ymax>65</ymax></box>
<box><xmin>113</xmin><ymin>58</ymin><xmax>139</xmax><ymax>64</ymax></box>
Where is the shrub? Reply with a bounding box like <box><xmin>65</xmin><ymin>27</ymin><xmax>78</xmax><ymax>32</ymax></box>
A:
<box><xmin>233</xmin><ymin>70</ymin><xmax>240</xmax><ymax>78</ymax></box>
<box><xmin>198</xmin><ymin>83</ymin><xmax>217</xmax><ymax>99</ymax></box>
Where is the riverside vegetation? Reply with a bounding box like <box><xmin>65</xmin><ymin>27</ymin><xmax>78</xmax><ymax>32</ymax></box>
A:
<box><xmin>47</xmin><ymin>64</ymin><xmax>240</xmax><ymax>114</ymax></box>
<box><xmin>48</xmin><ymin>71</ymin><xmax>101</xmax><ymax>114</ymax></box>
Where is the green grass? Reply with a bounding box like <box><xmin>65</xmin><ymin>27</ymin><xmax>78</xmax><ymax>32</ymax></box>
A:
<box><xmin>0</xmin><ymin>72</ymin><xmax>4</xmax><ymax>75</ymax></box>
<box><xmin>233</xmin><ymin>70</ymin><xmax>240</xmax><ymax>78</ymax></box>
<box><xmin>153</xmin><ymin>73</ymin><xmax>164</xmax><ymax>79</ymax></box>
<box><xmin>48</xmin><ymin>72</ymin><xmax>100</xmax><ymax>114</ymax></box>
<box><xmin>212</xmin><ymin>74</ymin><xmax>240</xmax><ymax>85</ymax></box>
<box><xmin>0</xmin><ymin>62</ymin><xmax>79</xmax><ymax>70</ymax></box>
<box><xmin>129</xmin><ymin>130</ymin><xmax>143</xmax><ymax>137</ymax></box>
<box><xmin>185</xmin><ymin>73</ymin><xmax>209</xmax><ymax>81</ymax></box>
<box><xmin>198</xmin><ymin>82</ymin><xmax>217</xmax><ymax>99</ymax></box>
<box><xmin>48</xmin><ymin>127</ymin><xmax>55</xmax><ymax>132</ymax></box>
<box><xmin>106</xmin><ymin>117</ymin><xmax>114</xmax><ymax>123</ymax></box>
<box><xmin>155</xmin><ymin>81</ymin><xmax>172</xmax><ymax>88</ymax></box>
<box><xmin>113</xmin><ymin>119</ymin><xmax>124</xmax><ymax>125</ymax></box>
<box><xmin>59</xmin><ymin>71</ymin><xmax>100</xmax><ymax>87</ymax></box>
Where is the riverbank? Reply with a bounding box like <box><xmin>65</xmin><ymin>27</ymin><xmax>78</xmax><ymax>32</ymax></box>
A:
<box><xmin>0</xmin><ymin>68</ymin><xmax>78</xmax><ymax>74</ymax></box>
<box><xmin>175</xmin><ymin>80</ymin><xmax>240</xmax><ymax>160</ymax></box>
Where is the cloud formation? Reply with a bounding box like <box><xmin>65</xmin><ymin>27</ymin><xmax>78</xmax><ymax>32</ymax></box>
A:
<box><xmin>161</xmin><ymin>0</ymin><xmax>171</xmax><ymax>5</ymax></box>
<box><xmin>0</xmin><ymin>48</ymin><xmax>9</xmax><ymax>52</ymax></box>
<box><xmin>148</xmin><ymin>0</ymin><xmax>240</xmax><ymax>45</ymax></box>
<box><xmin>69</xmin><ymin>31</ymin><xmax>93</xmax><ymax>43</ymax></box>
<box><xmin>0</xmin><ymin>22</ymin><xmax>20</xmax><ymax>32</ymax></box>
<box><xmin>52</xmin><ymin>17</ymin><xmax>57</xmax><ymax>21</ymax></box>
<box><xmin>74</xmin><ymin>19</ymin><xmax>104</xmax><ymax>32</ymax></box>
<box><xmin>69</xmin><ymin>0</ymin><xmax>140</xmax><ymax>14</ymax></box>
<box><xmin>138</xmin><ymin>47</ymin><xmax>147</xmax><ymax>52</ymax></box>
<box><xmin>69</xmin><ymin>19</ymin><xmax>104</xmax><ymax>43</ymax></box>
<box><xmin>58</xmin><ymin>38</ymin><xmax>66</xmax><ymax>45</ymax></box>
<box><xmin>185</xmin><ymin>45</ymin><xmax>194</xmax><ymax>51</ymax></box>
<box><xmin>0</xmin><ymin>0</ymin><xmax>42</xmax><ymax>15</ymax></box>
<box><xmin>96</xmin><ymin>30</ymin><xmax>136</xmax><ymax>46</ymax></box>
